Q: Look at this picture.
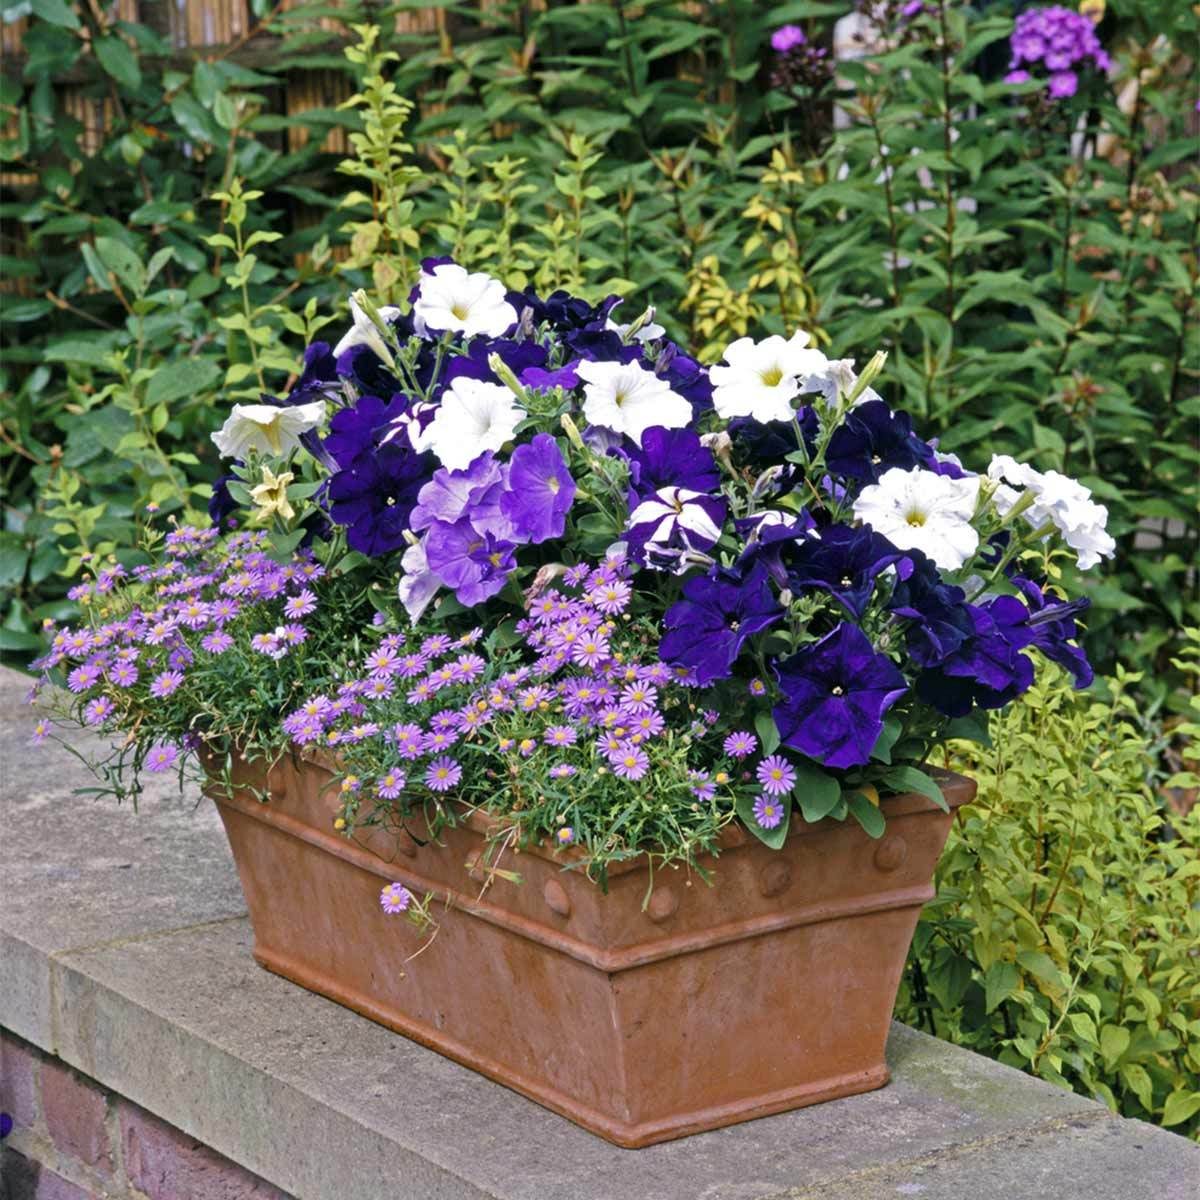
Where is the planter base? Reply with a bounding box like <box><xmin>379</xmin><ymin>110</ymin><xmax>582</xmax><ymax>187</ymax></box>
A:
<box><xmin>211</xmin><ymin>756</ymin><xmax>973</xmax><ymax>1147</ymax></box>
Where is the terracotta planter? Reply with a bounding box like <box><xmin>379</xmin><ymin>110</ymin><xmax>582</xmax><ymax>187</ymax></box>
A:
<box><xmin>208</xmin><ymin>755</ymin><xmax>974</xmax><ymax>1148</ymax></box>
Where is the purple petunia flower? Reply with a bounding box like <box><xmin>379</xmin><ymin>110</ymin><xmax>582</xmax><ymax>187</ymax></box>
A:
<box><xmin>724</xmin><ymin>731</ymin><xmax>758</xmax><ymax>759</ymax></box>
<box><xmin>753</xmin><ymin>793</ymin><xmax>787</xmax><ymax>829</ymax></box>
<box><xmin>380</xmin><ymin>882</ymin><xmax>412</xmax><ymax>914</ymax></box>
<box><xmin>145</xmin><ymin>742</ymin><xmax>179</xmax><ymax>773</ymax></box>
<box><xmin>501</xmin><ymin>434</ymin><xmax>576</xmax><ymax>544</ymax></box>
<box><xmin>756</xmin><ymin>755</ymin><xmax>796</xmax><ymax>796</ymax></box>
<box><xmin>425</xmin><ymin>756</ymin><xmax>462</xmax><ymax>792</ymax></box>
<box><xmin>773</xmin><ymin>624</ymin><xmax>907</xmax><ymax>769</ymax></box>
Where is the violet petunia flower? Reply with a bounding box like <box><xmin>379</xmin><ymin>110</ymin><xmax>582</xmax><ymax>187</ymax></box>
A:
<box><xmin>501</xmin><ymin>434</ymin><xmax>576</xmax><ymax>544</ymax></box>
<box><xmin>784</xmin><ymin>524</ymin><xmax>905</xmax><ymax>618</ymax></box>
<box><xmin>772</xmin><ymin>623</ymin><xmax>907</xmax><ymax>769</ymax></box>
<box><xmin>624</xmin><ymin>426</ymin><xmax>720</xmax><ymax>506</ymax></box>
<box><xmin>660</xmin><ymin>564</ymin><xmax>783</xmax><ymax>686</ymax></box>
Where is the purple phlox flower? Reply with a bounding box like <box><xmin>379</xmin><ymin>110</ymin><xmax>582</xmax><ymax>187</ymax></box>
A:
<box><xmin>501</xmin><ymin>434</ymin><xmax>576</xmax><ymax>544</ymax></box>
<box><xmin>1048</xmin><ymin>70</ymin><xmax>1078</xmax><ymax>98</ymax></box>
<box><xmin>773</xmin><ymin>623</ymin><xmax>908</xmax><ymax>769</ymax></box>
<box><xmin>785</xmin><ymin>523</ymin><xmax>906</xmax><ymax>618</ymax></box>
<box><xmin>625</xmin><ymin>426</ymin><xmax>720</xmax><ymax>506</ymax></box>
<box><xmin>660</xmin><ymin>563</ymin><xmax>784</xmax><ymax>686</ymax></box>
<box><xmin>625</xmin><ymin>486</ymin><xmax>727</xmax><ymax>565</ymax></box>
<box><xmin>723</xmin><ymin>730</ymin><xmax>758</xmax><ymax>759</ymax></box>
<box><xmin>425</xmin><ymin>755</ymin><xmax>462</xmax><ymax>792</ymax></box>
<box><xmin>771</xmin><ymin>24</ymin><xmax>806</xmax><ymax>52</ymax></box>
<box><xmin>756</xmin><ymin>755</ymin><xmax>797</xmax><ymax>797</ymax></box>
<box><xmin>149</xmin><ymin>670</ymin><xmax>185</xmax><ymax>699</ymax></box>
<box><xmin>145</xmin><ymin>742</ymin><xmax>179</xmax><ymax>773</ymax></box>
<box><xmin>380</xmin><ymin>882</ymin><xmax>412</xmax><ymax>913</ymax></box>
<box><xmin>753</xmin><ymin>793</ymin><xmax>787</xmax><ymax>829</ymax></box>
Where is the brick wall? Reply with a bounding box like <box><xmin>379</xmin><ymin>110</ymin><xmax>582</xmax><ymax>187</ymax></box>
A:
<box><xmin>0</xmin><ymin>1032</ymin><xmax>289</xmax><ymax>1200</ymax></box>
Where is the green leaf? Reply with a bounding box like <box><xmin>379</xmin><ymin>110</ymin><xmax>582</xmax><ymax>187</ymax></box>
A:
<box><xmin>753</xmin><ymin>711</ymin><xmax>780</xmax><ymax>756</ymax></box>
<box><xmin>984</xmin><ymin>960</ymin><xmax>1020</xmax><ymax>1014</ymax></box>
<box><xmin>870</xmin><ymin>716</ymin><xmax>902</xmax><ymax>763</ymax></box>
<box><xmin>1120</xmin><ymin>1062</ymin><xmax>1154</xmax><ymax>1112</ymax></box>
<box><xmin>945</xmin><ymin>711</ymin><xmax>992</xmax><ymax>746</ymax></box>
<box><xmin>846</xmin><ymin>792</ymin><xmax>886</xmax><ymax>838</ymax></box>
<box><xmin>1067</xmin><ymin>1011</ymin><xmax>1098</xmax><ymax>1047</ymax></box>
<box><xmin>1161</xmin><ymin>1091</ymin><xmax>1200</xmax><ymax>1127</ymax></box>
<box><xmin>792</xmin><ymin>759</ymin><xmax>840</xmax><ymax>823</ymax></box>
<box><xmin>145</xmin><ymin>358</ymin><xmax>222</xmax><ymax>407</ymax></box>
<box><xmin>881</xmin><ymin>765</ymin><xmax>948</xmax><ymax>811</ymax></box>
<box><xmin>0</xmin><ymin>532</ymin><xmax>29</xmax><ymax>589</ymax></box>
<box><xmin>734</xmin><ymin>790</ymin><xmax>791</xmax><ymax>849</ymax></box>
<box><xmin>1099</xmin><ymin>1024</ymin><xmax>1130</xmax><ymax>1068</ymax></box>
<box><xmin>45</xmin><ymin>341</ymin><xmax>112</xmax><ymax>368</ymax></box>
<box><xmin>31</xmin><ymin>0</ymin><xmax>79</xmax><ymax>27</ymax></box>
<box><xmin>93</xmin><ymin>35</ymin><xmax>141</xmax><ymax>91</ymax></box>
<box><xmin>95</xmin><ymin>236</ymin><xmax>146</xmax><ymax>298</ymax></box>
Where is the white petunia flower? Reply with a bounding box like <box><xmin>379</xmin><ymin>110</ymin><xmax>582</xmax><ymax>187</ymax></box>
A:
<box><xmin>577</xmin><ymin>359</ymin><xmax>691</xmax><ymax>446</ymax></box>
<box><xmin>425</xmin><ymin>378</ymin><xmax>525</xmax><ymax>470</ymax></box>
<box><xmin>211</xmin><ymin>401</ymin><xmax>326</xmax><ymax>460</ymax></box>
<box><xmin>333</xmin><ymin>295</ymin><xmax>402</xmax><ymax>360</ymax></box>
<box><xmin>853</xmin><ymin>466</ymin><xmax>981</xmax><ymax>570</ymax></box>
<box><xmin>412</xmin><ymin>264</ymin><xmax>517</xmax><ymax>339</ymax></box>
<box><xmin>709</xmin><ymin>331</ymin><xmax>830</xmax><ymax>423</ymax></box>
<box><xmin>987</xmin><ymin>455</ymin><xmax>1115</xmax><ymax>569</ymax></box>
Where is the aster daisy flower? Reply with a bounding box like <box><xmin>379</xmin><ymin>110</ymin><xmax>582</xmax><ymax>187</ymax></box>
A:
<box><xmin>756</xmin><ymin>754</ymin><xmax>796</xmax><ymax>796</ymax></box>
<box><xmin>752</xmin><ymin>794</ymin><xmax>787</xmax><ymax>830</ymax></box>
<box><xmin>723</xmin><ymin>731</ymin><xmax>758</xmax><ymax>759</ymax></box>
<box><xmin>611</xmin><ymin>742</ymin><xmax>650</xmax><ymax>781</ymax></box>
<box><xmin>425</xmin><ymin>756</ymin><xmax>463</xmax><ymax>792</ymax></box>
<box><xmin>144</xmin><ymin>743</ymin><xmax>179</xmax><ymax>773</ymax></box>
<box><xmin>379</xmin><ymin>882</ymin><xmax>413</xmax><ymax>914</ymax></box>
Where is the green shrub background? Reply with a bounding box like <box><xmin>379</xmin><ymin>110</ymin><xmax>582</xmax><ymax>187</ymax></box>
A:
<box><xmin>1</xmin><ymin>0</ymin><xmax>1196</xmax><ymax>1136</ymax></box>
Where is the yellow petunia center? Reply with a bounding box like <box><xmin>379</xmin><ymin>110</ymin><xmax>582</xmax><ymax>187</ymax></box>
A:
<box><xmin>759</xmin><ymin>365</ymin><xmax>784</xmax><ymax>387</ymax></box>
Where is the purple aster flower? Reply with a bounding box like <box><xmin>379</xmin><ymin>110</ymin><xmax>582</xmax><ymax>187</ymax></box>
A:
<box><xmin>611</xmin><ymin>741</ymin><xmax>649</xmax><ymax>781</ymax></box>
<box><xmin>145</xmin><ymin>742</ymin><xmax>179</xmax><ymax>773</ymax></box>
<box><xmin>620</xmin><ymin>682</ymin><xmax>657</xmax><ymax>713</ymax></box>
<box><xmin>545</xmin><ymin>725</ymin><xmax>578</xmax><ymax>748</ymax></box>
<box><xmin>84</xmin><ymin>696</ymin><xmax>115</xmax><ymax>725</ymax></box>
<box><xmin>660</xmin><ymin>563</ymin><xmax>784</xmax><ymax>686</ymax></box>
<box><xmin>550</xmin><ymin>764</ymin><xmax>577</xmax><ymax>780</ymax></box>
<box><xmin>284</xmin><ymin>590</ymin><xmax>317</xmax><ymax>619</ymax></box>
<box><xmin>724</xmin><ymin>731</ymin><xmax>757</xmax><ymax>759</ymax></box>
<box><xmin>377</xmin><ymin>770</ymin><xmax>406</xmax><ymax>800</ymax></box>
<box><xmin>500</xmin><ymin>433</ymin><xmax>576</xmax><ymax>544</ymax></box>
<box><xmin>201</xmin><ymin>631</ymin><xmax>234</xmax><ymax>654</ymax></box>
<box><xmin>392</xmin><ymin>723</ymin><xmax>425</xmax><ymax>759</ymax></box>
<box><xmin>571</xmin><ymin>632</ymin><xmax>611</xmax><ymax>669</ymax></box>
<box><xmin>108</xmin><ymin>662</ymin><xmax>138</xmax><ymax>688</ymax></box>
<box><xmin>380</xmin><ymin>882</ymin><xmax>412</xmax><ymax>914</ymax></box>
<box><xmin>756</xmin><ymin>754</ymin><xmax>796</xmax><ymax>797</ymax></box>
<box><xmin>773</xmin><ymin>624</ymin><xmax>908</xmax><ymax>769</ymax></box>
<box><xmin>149</xmin><ymin>670</ymin><xmax>184</xmax><ymax>699</ymax></box>
<box><xmin>67</xmin><ymin>663</ymin><xmax>102</xmax><ymax>692</ymax></box>
<box><xmin>753</xmin><ymin>793</ymin><xmax>787</xmax><ymax>829</ymax></box>
<box><xmin>425</xmin><ymin>755</ymin><xmax>462</xmax><ymax>792</ymax></box>
<box><xmin>31</xmin><ymin>718</ymin><xmax>51</xmax><ymax>745</ymax></box>
<box><xmin>748</xmin><ymin>678</ymin><xmax>767</xmax><ymax>697</ymax></box>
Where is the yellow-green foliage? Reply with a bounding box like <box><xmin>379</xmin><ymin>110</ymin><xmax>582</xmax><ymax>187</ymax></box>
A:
<box><xmin>899</xmin><ymin>656</ymin><xmax>1200</xmax><ymax>1137</ymax></box>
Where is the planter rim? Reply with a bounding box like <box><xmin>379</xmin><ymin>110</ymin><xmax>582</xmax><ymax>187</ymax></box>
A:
<box><xmin>208</xmin><ymin>763</ymin><xmax>975</xmax><ymax>974</ymax></box>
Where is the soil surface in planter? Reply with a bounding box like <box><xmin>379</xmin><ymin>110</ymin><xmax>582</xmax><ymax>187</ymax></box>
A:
<box><xmin>209</xmin><ymin>756</ymin><xmax>975</xmax><ymax>1147</ymax></box>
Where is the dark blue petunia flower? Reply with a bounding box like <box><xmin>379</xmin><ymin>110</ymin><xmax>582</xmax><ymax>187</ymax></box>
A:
<box><xmin>915</xmin><ymin>595</ymin><xmax>1035</xmax><ymax>717</ymax></box>
<box><xmin>825</xmin><ymin>400</ymin><xmax>933</xmax><ymax>484</ymax></box>
<box><xmin>654</xmin><ymin>342</ymin><xmax>713</xmax><ymax>413</ymax></box>
<box><xmin>285</xmin><ymin>341</ymin><xmax>339</xmax><ymax>405</ymax></box>
<box><xmin>785</xmin><ymin>524</ymin><xmax>906</xmax><ymax>618</ymax></box>
<box><xmin>324</xmin><ymin>394</ymin><xmax>412</xmax><ymax>470</ymax></box>
<box><xmin>887</xmin><ymin>549</ymin><xmax>974</xmax><ymax>667</ymax></box>
<box><xmin>772</xmin><ymin>622</ymin><xmax>908</xmax><ymax>769</ymax></box>
<box><xmin>1013</xmin><ymin>576</ymin><xmax>1093</xmax><ymax>688</ymax></box>
<box><xmin>442</xmin><ymin>336</ymin><xmax>548</xmax><ymax>388</ymax></box>
<box><xmin>625</xmin><ymin>426</ymin><xmax>720</xmax><ymax>505</ymax></box>
<box><xmin>208</xmin><ymin>472</ymin><xmax>239</xmax><ymax>530</ymax></box>
<box><xmin>660</xmin><ymin>563</ymin><xmax>784</xmax><ymax>686</ymax></box>
<box><xmin>326</xmin><ymin>443</ymin><xmax>436</xmax><ymax>557</ymax></box>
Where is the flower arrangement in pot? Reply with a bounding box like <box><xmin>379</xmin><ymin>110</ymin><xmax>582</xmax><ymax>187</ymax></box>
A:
<box><xmin>32</xmin><ymin>259</ymin><xmax>1112</xmax><ymax>1147</ymax></box>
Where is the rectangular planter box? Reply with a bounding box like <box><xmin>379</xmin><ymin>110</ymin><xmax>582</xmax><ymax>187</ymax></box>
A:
<box><xmin>210</xmin><ymin>756</ymin><xmax>974</xmax><ymax>1148</ymax></box>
